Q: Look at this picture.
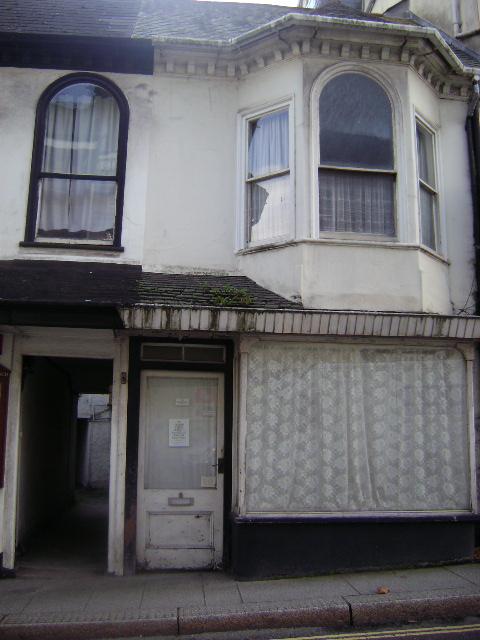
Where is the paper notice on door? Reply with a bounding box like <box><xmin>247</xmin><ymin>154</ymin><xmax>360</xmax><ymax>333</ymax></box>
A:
<box><xmin>168</xmin><ymin>418</ymin><xmax>190</xmax><ymax>447</ymax></box>
<box><xmin>175</xmin><ymin>398</ymin><xmax>190</xmax><ymax>406</ymax></box>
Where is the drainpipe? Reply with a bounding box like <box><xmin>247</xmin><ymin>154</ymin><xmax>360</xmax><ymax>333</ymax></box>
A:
<box><xmin>466</xmin><ymin>76</ymin><xmax>480</xmax><ymax>314</ymax></box>
<box><xmin>452</xmin><ymin>0</ymin><xmax>461</xmax><ymax>36</ymax></box>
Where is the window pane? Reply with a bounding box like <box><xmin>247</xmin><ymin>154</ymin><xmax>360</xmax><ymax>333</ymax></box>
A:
<box><xmin>320</xmin><ymin>74</ymin><xmax>393</xmax><ymax>170</ymax></box>
<box><xmin>245</xmin><ymin>343</ymin><xmax>470</xmax><ymax>513</ymax></box>
<box><xmin>248</xmin><ymin>174</ymin><xmax>291</xmax><ymax>243</ymax></box>
<box><xmin>36</xmin><ymin>178</ymin><xmax>116</xmax><ymax>241</ymax></box>
<box><xmin>141</xmin><ymin>344</ymin><xmax>183</xmax><ymax>361</ymax></box>
<box><xmin>420</xmin><ymin>185</ymin><xmax>436</xmax><ymax>250</ymax></box>
<box><xmin>42</xmin><ymin>83</ymin><xmax>120</xmax><ymax>176</ymax></box>
<box><xmin>248</xmin><ymin>110</ymin><xmax>288</xmax><ymax>178</ymax></box>
<box><xmin>417</xmin><ymin>124</ymin><xmax>436</xmax><ymax>187</ymax></box>
<box><xmin>184</xmin><ymin>346</ymin><xmax>226</xmax><ymax>363</ymax></box>
<box><xmin>144</xmin><ymin>377</ymin><xmax>218</xmax><ymax>490</ymax></box>
<box><xmin>319</xmin><ymin>170</ymin><xmax>395</xmax><ymax>235</ymax></box>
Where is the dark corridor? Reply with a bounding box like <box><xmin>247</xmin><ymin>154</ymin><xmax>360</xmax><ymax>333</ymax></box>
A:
<box><xmin>16</xmin><ymin>356</ymin><xmax>113</xmax><ymax>578</ymax></box>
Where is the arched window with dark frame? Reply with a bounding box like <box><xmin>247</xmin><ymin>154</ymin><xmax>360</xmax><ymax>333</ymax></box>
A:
<box><xmin>24</xmin><ymin>74</ymin><xmax>129</xmax><ymax>249</ymax></box>
<box><xmin>318</xmin><ymin>73</ymin><xmax>395</xmax><ymax>237</ymax></box>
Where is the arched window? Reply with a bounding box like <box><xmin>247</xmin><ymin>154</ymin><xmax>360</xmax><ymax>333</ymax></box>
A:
<box><xmin>24</xmin><ymin>74</ymin><xmax>129</xmax><ymax>249</ymax></box>
<box><xmin>318</xmin><ymin>73</ymin><xmax>395</xmax><ymax>236</ymax></box>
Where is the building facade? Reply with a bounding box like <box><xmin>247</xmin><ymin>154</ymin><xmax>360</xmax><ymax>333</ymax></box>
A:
<box><xmin>1</xmin><ymin>0</ymin><xmax>480</xmax><ymax>578</ymax></box>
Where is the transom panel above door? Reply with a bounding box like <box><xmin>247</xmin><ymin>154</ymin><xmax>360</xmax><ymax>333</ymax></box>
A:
<box><xmin>137</xmin><ymin>371</ymin><xmax>224</xmax><ymax>570</ymax></box>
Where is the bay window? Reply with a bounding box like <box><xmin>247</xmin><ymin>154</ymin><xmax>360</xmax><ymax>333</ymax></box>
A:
<box><xmin>318</xmin><ymin>73</ymin><xmax>396</xmax><ymax>237</ymax></box>
<box><xmin>24</xmin><ymin>74</ymin><xmax>128</xmax><ymax>249</ymax></box>
<box><xmin>244</xmin><ymin>106</ymin><xmax>292</xmax><ymax>245</ymax></box>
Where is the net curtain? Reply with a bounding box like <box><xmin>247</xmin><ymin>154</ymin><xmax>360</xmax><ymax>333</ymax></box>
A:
<box><xmin>38</xmin><ymin>83</ymin><xmax>120</xmax><ymax>238</ymax></box>
<box><xmin>247</xmin><ymin>110</ymin><xmax>290</xmax><ymax>242</ymax></box>
<box><xmin>245</xmin><ymin>342</ymin><xmax>470</xmax><ymax>513</ymax></box>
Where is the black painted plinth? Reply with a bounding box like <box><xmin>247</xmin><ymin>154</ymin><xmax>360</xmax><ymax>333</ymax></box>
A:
<box><xmin>230</xmin><ymin>517</ymin><xmax>475</xmax><ymax>579</ymax></box>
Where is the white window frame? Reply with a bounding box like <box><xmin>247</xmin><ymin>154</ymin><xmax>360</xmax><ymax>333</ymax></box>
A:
<box><xmin>415</xmin><ymin>114</ymin><xmax>442</xmax><ymax>255</ymax></box>
<box><xmin>236</xmin><ymin>98</ymin><xmax>295</xmax><ymax>250</ymax></box>
<box><xmin>310</xmin><ymin>65</ymin><xmax>406</xmax><ymax>244</ymax></box>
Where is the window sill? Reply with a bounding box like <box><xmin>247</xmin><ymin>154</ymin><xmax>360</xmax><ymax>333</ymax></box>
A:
<box><xmin>233</xmin><ymin>512</ymin><xmax>478</xmax><ymax>524</ymax></box>
<box><xmin>19</xmin><ymin>241</ymin><xmax>125</xmax><ymax>253</ymax></box>
<box><xmin>236</xmin><ymin>238</ymin><xmax>450</xmax><ymax>264</ymax></box>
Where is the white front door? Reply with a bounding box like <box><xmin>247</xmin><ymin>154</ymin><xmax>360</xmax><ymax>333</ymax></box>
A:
<box><xmin>137</xmin><ymin>371</ymin><xmax>224</xmax><ymax>570</ymax></box>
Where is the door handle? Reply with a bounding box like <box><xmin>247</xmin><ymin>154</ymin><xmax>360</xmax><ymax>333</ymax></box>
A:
<box><xmin>211</xmin><ymin>458</ymin><xmax>225</xmax><ymax>473</ymax></box>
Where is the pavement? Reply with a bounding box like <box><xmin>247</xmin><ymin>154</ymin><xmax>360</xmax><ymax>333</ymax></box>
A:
<box><xmin>1</xmin><ymin>563</ymin><xmax>480</xmax><ymax>639</ymax></box>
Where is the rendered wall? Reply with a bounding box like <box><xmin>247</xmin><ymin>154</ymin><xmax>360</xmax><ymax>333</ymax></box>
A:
<box><xmin>142</xmin><ymin>73</ymin><xmax>238</xmax><ymax>273</ymax></box>
<box><xmin>0</xmin><ymin>47</ymin><xmax>475</xmax><ymax>314</ymax></box>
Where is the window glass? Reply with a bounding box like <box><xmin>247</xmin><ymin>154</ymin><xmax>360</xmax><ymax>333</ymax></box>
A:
<box><xmin>42</xmin><ymin>83</ymin><xmax>119</xmax><ymax>176</ymax></box>
<box><xmin>245</xmin><ymin>342</ymin><xmax>470</xmax><ymax>513</ymax></box>
<box><xmin>416</xmin><ymin>122</ymin><xmax>438</xmax><ymax>251</ymax></box>
<box><xmin>248</xmin><ymin>110</ymin><xmax>288</xmax><ymax>178</ymax></box>
<box><xmin>319</xmin><ymin>170</ymin><xmax>395</xmax><ymax>235</ymax></box>
<box><xmin>320</xmin><ymin>74</ymin><xmax>393</xmax><ymax>170</ymax></box>
<box><xmin>37</xmin><ymin>178</ymin><xmax>116</xmax><ymax>241</ymax></box>
<box><xmin>318</xmin><ymin>74</ymin><xmax>395</xmax><ymax>236</ymax></box>
<box><xmin>246</xmin><ymin>108</ymin><xmax>291</xmax><ymax>244</ymax></box>
<box><xmin>248</xmin><ymin>174</ymin><xmax>291</xmax><ymax>243</ymax></box>
<box><xmin>417</xmin><ymin>124</ymin><xmax>436</xmax><ymax>188</ymax></box>
<box><xmin>144</xmin><ymin>377</ymin><xmax>218</xmax><ymax>490</ymax></box>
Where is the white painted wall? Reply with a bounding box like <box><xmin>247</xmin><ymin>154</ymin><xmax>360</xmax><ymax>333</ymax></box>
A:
<box><xmin>142</xmin><ymin>73</ymin><xmax>238</xmax><ymax>273</ymax></box>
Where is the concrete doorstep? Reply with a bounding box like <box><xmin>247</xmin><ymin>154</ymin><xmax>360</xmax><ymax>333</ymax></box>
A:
<box><xmin>1</xmin><ymin>566</ymin><xmax>480</xmax><ymax>639</ymax></box>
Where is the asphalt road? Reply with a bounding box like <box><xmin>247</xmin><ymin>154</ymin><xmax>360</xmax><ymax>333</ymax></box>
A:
<box><xmin>110</xmin><ymin>621</ymin><xmax>480</xmax><ymax>640</ymax></box>
<box><xmin>270</xmin><ymin>624</ymin><xmax>480</xmax><ymax>639</ymax></box>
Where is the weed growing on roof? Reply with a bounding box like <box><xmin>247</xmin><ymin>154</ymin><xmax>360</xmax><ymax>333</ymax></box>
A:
<box><xmin>208</xmin><ymin>285</ymin><xmax>255</xmax><ymax>307</ymax></box>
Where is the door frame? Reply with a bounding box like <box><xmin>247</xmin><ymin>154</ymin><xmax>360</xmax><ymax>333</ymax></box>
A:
<box><xmin>124</xmin><ymin>337</ymin><xmax>234</xmax><ymax>574</ymax></box>
<box><xmin>2</xmin><ymin>328</ymin><xmax>125</xmax><ymax>574</ymax></box>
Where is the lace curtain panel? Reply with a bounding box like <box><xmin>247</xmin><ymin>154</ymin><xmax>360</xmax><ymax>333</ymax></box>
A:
<box><xmin>37</xmin><ymin>83</ymin><xmax>119</xmax><ymax>240</ymax></box>
<box><xmin>319</xmin><ymin>170</ymin><xmax>395</xmax><ymax>235</ymax></box>
<box><xmin>245</xmin><ymin>343</ymin><xmax>470</xmax><ymax>513</ymax></box>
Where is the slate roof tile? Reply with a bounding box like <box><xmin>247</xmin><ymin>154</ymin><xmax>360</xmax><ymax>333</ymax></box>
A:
<box><xmin>0</xmin><ymin>0</ymin><xmax>142</xmax><ymax>38</ymax></box>
<box><xmin>0</xmin><ymin>260</ymin><xmax>301</xmax><ymax>310</ymax></box>
<box><xmin>0</xmin><ymin>0</ymin><xmax>412</xmax><ymax>42</ymax></box>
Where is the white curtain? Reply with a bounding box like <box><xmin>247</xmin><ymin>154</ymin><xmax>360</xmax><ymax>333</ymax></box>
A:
<box><xmin>38</xmin><ymin>84</ymin><xmax>119</xmax><ymax>239</ymax></box>
<box><xmin>248</xmin><ymin>110</ymin><xmax>288</xmax><ymax>178</ymax></box>
<box><xmin>319</xmin><ymin>170</ymin><xmax>395</xmax><ymax>235</ymax></box>
<box><xmin>245</xmin><ymin>343</ymin><xmax>470</xmax><ymax>513</ymax></box>
<box><xmin>247</xmin><ymin>110</ymin><xmax>290</xmax><ymax>243</ymax></box>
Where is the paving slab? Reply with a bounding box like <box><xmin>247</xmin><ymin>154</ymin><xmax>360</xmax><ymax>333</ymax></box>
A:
<box><xmin>0</xmin><ymin>591</ymin><xmax>33</xmax><ymax>614</ymax></box>
<box><xmin>22</xmin><ymin>587</ymin><xmax>92</xmax><ymax>614</ymax></box>
<box><xmin>346</xmin><ymin>586</ymin><xmax>480</xmax><ymax>626</ymax></box>
<box><xmin>237</xmin><ymin>575</ymin><xmax>358</xmax><ymax>603</ymax></box>
<box><xmin>86</xmin><ymin>583</ymin><xmax>146</xmax><ymax>612</ymax></box>
<box><xmin>345</xmin><ymin>566</ymin><xmax>473</xmax><ymax>594</ymax></box>
<box><xmin>141</xmin><ymin>573</ymin><xmax>204</xmax><ymax>609</ymax></box>
<box><xmin>202</xmin><ymin>576</ymin><xmax>243</xmax><ymax>607</ymax></box>
<box><xmin>446</xmin><ymin>564</ymin><xmax>480</xmax><ymax>586</ymax></box>
<box><xmin>178</xmin><ymin>598</ymin><xmax>351</xmax><ymax>635</ymax></box>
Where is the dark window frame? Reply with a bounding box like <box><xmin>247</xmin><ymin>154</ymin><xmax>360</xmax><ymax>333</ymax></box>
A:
<box><xmin>23</xmin><ymin>72</ymin><xmax>129</xmax><ymax>251</ymax></box>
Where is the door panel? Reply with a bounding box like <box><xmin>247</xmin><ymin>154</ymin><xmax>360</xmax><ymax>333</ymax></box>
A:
<box><xmin>137</xmin><ymin>371</ymin><xmax>224</xmax><ymax>570</ymax></box>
